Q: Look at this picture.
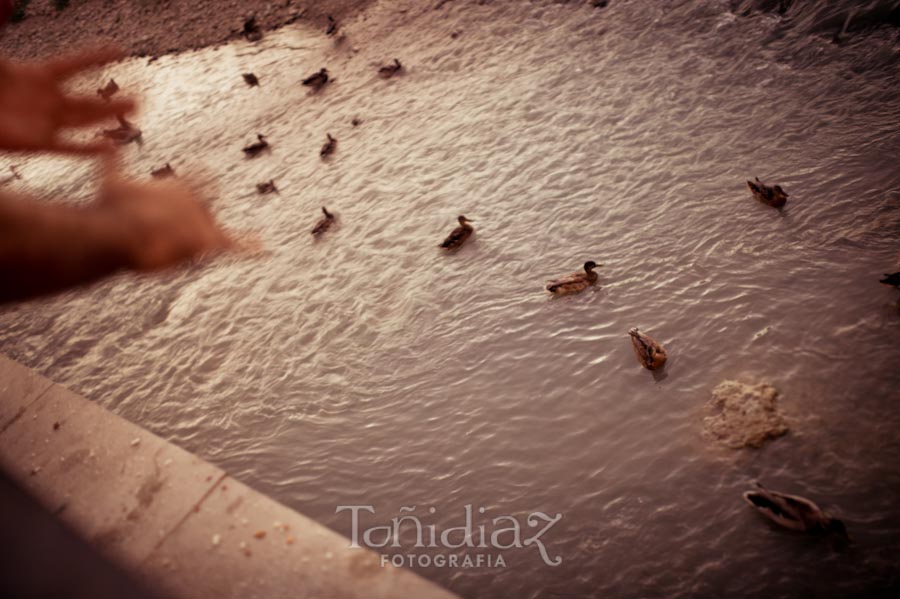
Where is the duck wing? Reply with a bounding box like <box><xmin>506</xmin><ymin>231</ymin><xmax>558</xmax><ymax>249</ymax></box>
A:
<box><xmin>312</xmin><ymin>217</ymin><xmax>333</xmax><ymax>236</ymax></box>
<box><xmin>629</xmin><ymin>329</ymin><xmax>665</xmax><ymax>369</ymax></box>
<box><xmin>546</xmin><ymin>272</ymin><xmax>590</xmax><ymax>294</ymax></box>
<box><xmin>441</xmin><ymin>225</ymin><xmax>471</xmax><ymax>249</ymax></box>
<box><xmin>743</xmin><ymin>487</ymin><xmax>820</xmax><ymax>532</ymax></box>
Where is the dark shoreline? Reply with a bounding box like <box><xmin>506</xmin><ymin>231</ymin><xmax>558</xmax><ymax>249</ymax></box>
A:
<box><xmin>0</xmin><ymin>0</ymin><xmax>374</xmax><ymax>60</ymax></box>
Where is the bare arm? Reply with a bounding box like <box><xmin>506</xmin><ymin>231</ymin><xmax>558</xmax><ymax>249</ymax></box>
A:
<box><xmin>0</xmin><ymin>190</ymin><xmax>130</xmax><ymax>302</ymax></box>
<box><xmin>0</xmin><ymin>172</ymin><xmax>235</xmax><ymax>303</ymax></box>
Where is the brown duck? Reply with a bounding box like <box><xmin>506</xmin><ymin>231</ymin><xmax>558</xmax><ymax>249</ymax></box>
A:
<box><xmin>256</xmin><ymin>179</ymin><xmax>277</xmax><ymax>194</ymax></box>
<box><xmin>0</xmin><ymin>165</ymin><xmax>22</xmax><ymax>187</ymax></box>
<box><xmin>440</xmin><ymin>215</ymin><xmax>474</xmax><ymax>251</ymax></box>
<box><xmin>312</xmin><ymin>207</ymin><xmax>336</xmax><ymax>236</ymax></box>
<box><xmin>747</xmin><ymin>177</ymin><xmax>788</xmax><ymax>209</ymax></box>
<box><xmin>378</xmin><ymin>59</ymin><xmax>403</xmax><ymax>78</ymax></box>
<box><xmin>303</xmin><ymin>68</ymin><xmax>330</xmax><ymax>91</ymax></box>
<box><xmin>320</xmin><ymin>133</ymin><xmax>337</xmax><ymax>158</ymax></box>
<box><xmin>101</xmin><ymin>114</ymin><xmax>142</xmax><ymax>145</ymax></box>
<box><xmin>151</xmin><ymin>163</ymin><xmax>175</xmax><ymax>179</ymax></box>
<box><xmin>880</xmin><ymin>272</ymin><xmax>900</xmax><ymax>288</ymax></box>
<box><xmin>628</xmin><ymin>327</ymin><xmax>667</xmax><ymax>370</ymax></box>
<box><xmin>97</xmin><ymin>79</ymin><xmax>119</xmax><ymax>101</ymax></box>
<box><xmin>546</xmin><ymin>261</ymin><xmax>600</xmax><ymax>295</ymax></box>
<box><xmin>243</xmin><ymin>134</ymin><xmax>269</xmax><ymax>157</ymax></box>
<box><xmin>743</xmin><ymin>482</ymin><xmax>848</xmax><ymax>540</ymax></box>
<box><xmin>243</xmin><ymin>15</ymin><xmax>263</xmax><ymax>42</ymax></box>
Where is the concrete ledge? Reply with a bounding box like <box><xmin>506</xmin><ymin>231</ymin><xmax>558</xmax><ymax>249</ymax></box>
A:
<box><xmin>0</xmin><ymin>355</ymin><xmax>457</xmax><ymax>599</ymax></box>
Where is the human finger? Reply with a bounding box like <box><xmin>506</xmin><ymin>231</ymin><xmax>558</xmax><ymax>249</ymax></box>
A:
<box><xmin>47</xmin><ymin>137</ymin><xmax>118</xmax><ymax>156</ymax></box>
<box><xmin>59</xmin><ymin>97</ymin><xmax>136</xmax><ymax>127</ymax></box>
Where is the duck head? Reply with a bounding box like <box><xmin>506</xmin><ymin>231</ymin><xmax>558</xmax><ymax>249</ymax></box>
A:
<box><xmin>322</xmin><ymin>206</ymin><xmax>333</xmax><ymax>218</ymax></box>
<box><xmin>584</xmin><ymin>261</ymin><xmax>601</xmax><ymax>272</ymax></box>
<box><xmin>458</xmin><ymin>215</ymin><xmax>473</xmax><ymax>225</ymax></box>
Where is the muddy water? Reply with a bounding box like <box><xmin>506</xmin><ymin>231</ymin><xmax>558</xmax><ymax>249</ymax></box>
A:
<box><xmin>2</xmin><ymin>1</ymin><xmax>900</xmax><ymax>597</ymax></box>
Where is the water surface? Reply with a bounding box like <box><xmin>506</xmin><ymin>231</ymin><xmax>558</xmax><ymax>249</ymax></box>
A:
<box><xmin>2</xmin><ymin>1</ymin><xmax>900</xmax><ymax>597</ymax></box>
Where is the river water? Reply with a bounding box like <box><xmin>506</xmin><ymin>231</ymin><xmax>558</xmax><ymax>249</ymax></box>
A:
<box><xmin>2</xmin><ymin>0</ymin><xmax>900</xmax><ymax>597</ymax></box>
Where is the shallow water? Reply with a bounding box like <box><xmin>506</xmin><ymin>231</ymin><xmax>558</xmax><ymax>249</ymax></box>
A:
<box><xmin>2</xmin><ymin>0</ymin><xmax>900</xmax><ymax>597</ymax></box>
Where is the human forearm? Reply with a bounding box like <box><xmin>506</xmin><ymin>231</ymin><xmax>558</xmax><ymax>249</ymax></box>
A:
<box><xmin>0</xmin><ymin>191</ymin><xmax>131</xmax><ymax>302</ymax></box>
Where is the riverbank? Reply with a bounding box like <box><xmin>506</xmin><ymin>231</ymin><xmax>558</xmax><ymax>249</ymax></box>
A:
<box><xmin>0</xmin><ymin>354</ymin><xmax>457</xmax><ymax>599</ymax></box>
<box><xmin>0</xmin><ymin>0</ymin><xmax>374</xmax><ymax>59</ymax></box>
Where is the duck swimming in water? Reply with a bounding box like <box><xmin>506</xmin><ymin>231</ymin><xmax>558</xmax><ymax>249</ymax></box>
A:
<box><xmin>151</xmin><ymin>163</ymin><xmax>175</xmax><ymax>179</ymax></box>
<box><xmin>880</xmin><ymin>272</ymin><xmax>900</xmax><ymax>288</ymax></box>
<box><xmin>320</xmin><ymin>133</ymin><xmax>337</xmax><ymax>158</ymax></box>
<box><xmin>747</xmin><ymin>177</ymin><xmax>788</xmax><ymax>209</ymax></box>
<box><xmin>546</xmin><ymin>261</ymin><xmax>601</xmax><ymax>295</ymax></box>
<box><xmin>256</xmin><ymin>179</ymin><xmax>277</xmax><ymax>194</ymax></box>
<box><xmin>440</xmin><ymin>215</ymin><xmax>474</xmax><ymax>251</ymax></box>
<box><xmin>0</xmin><ymin>165</ymin><xmax>22</xmax><ymax>187</ymax></box>
<box><xmin>101</xmin><ymin>114</ymin><xmax>142</xmax><ymax>145</ymax></box>
<box><xmin>378</xmin><ymin>59</ymin><xmax>403</xmax><ymax>78</ymax></box>
<box><xmin>628</xmin><ymin>328</ymin><xmax>667</xmax><ymax>370</ymax></box>
<box><xmin>97</xmin><ymin>78</ymin><xmax>119</xmax><ymax>101</ymax></box>
<box><xmin>242</xmin><ymin>134</ymin><xmax>269</xmax><ymax>157</ymax></box>
<box><xmin>312</xmin><ymin>207</ymin><xmax>336</xmax><ymax>236</ymax></box>
<box><xmin>743</xmin><ymin>482</ymin><xmax>848</xmax><ymax>540</ymax></box>
<box><xmin>302</xmin><ymin>68</ymin><xmax>330</xmax><ymax>91</ymax></box>
<box><xmin>243</xmin><ymin>15</ymin><xmax>263</xmax><ymax>42</ymax></box>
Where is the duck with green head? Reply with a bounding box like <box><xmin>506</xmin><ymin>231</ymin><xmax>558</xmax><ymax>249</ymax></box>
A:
<box><xmin>546</xmin><ymin>261</ymin><xmax>601</xmax><ymax>295</ymax></box>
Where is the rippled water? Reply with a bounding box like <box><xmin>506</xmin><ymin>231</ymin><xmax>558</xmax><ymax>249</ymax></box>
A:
<box><xmin>2</xmin><ymin>0</ymin><xmax>900</xmax><ymax>597</ymax></box>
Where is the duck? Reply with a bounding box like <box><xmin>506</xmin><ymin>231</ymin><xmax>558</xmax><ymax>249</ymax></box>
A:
<box><xmin>747</xmin><ymin>177</ymin><xmax>788</xmax><ymax>209</ymax></box>
<box><xmin>97</xmin><ymin>78</ymin><xmax>119</xmax><ymax>101</ymax></box>
<box><xmin>440</xmin><ymin>215</ymin><xmax>474</xmax><ymax>251</ymax></box>
<box><xmin>880</xmin><ymin>272</ymin><xmax>900</xmax><ymax>288</ymax></box>
<box><xmin>743</xmin><ymin>482</ymin><xmax>848</xmax><ymax>540</ymax></box>
<box><xmin>628</xmin><ymin>328</ymin><xmax>667</xmax><ymax>370</ymax></box>
<box><xmin>378</xmin><ymin>59</ymin><xmax>403</xmax><ymax>78</ymax></box>
<box><xmin>150</xmin><ymin>163</ymin><xmax>175</xmax><ymax>179</ymax></box>
<box><xmin>243</xmin><ymin>15</ymin><xmax>263</xmax><ymax>42</ymax></box>
<box><xmin>302</xmin><ymin>68</ymin><xmax>330</xmax><ymax>91</ymax></box>
<box><xmin>242</xmin><ymin>73</ymin><xmax>260</xmax><ymax>87</ymax></box>
<box><xmin>256</xmin><ymin>179</ymin><xmax>277</xmax><ymax>194</ymax></box>
<box><xmin>101</xmin><ymin>114</ymin><xmax>142</xmax><ymax>145</ymax></box>
<box><xmin>326</xmin><ymin>15</ymin><xmax>338</xmax><ymax>36</ymax></box>
<box><xmin>242</xmin><ymin>134</ymin><xmax>269</xmax><ymax>157</ymax></box>
<box><xmin>0</xmin><ymin>165</ymin><xmax>22</xmax><ymax>187</ymax></box>
<box><xmin>546</xmin><ymin>261</ymin><xmax>601</xmax><ymax>295</ymax></box>
<box><xmin>312</xmin><ymin>207</ymin><xmax>336</xmax><ymax>236</ymax></box>
<box><xmin>320</xmin><ymin>133</ymin><xmax>337</xmax><ymax>158</ymax></box>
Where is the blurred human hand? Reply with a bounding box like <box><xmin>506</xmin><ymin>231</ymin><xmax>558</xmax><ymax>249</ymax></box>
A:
<box><xmin>97</xmin><ymin>160</ymin><xmax>237</xmax><ymax>271</ymax></box>
<box><xmin>0</xmin><ymin>45</ymin><xmax>135</xmax><ymax>154</ymax></box>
